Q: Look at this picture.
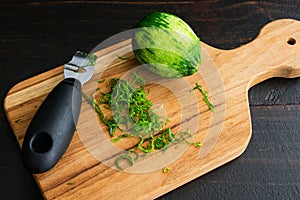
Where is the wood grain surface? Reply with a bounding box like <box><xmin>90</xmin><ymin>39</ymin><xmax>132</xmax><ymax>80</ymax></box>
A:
<box><xmin>0</xmin><ymin>1</ymin><xmax>300</xmax><ymax>200</ymax></box>
<box><xmin>4</xmin><ymin>18</ymin><xmax>300</xmax><ymax>200</ymax></box>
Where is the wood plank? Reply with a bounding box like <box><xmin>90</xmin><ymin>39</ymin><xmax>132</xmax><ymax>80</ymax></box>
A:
<box><xmin>4</xmin><ymin>19</ymin><xmax>300</xmax><ymax>199</ymax></box>
<box><xmin>249</xmin><ymin>77</ymin><xmax>300</xmax><ymax>105</ymax></box>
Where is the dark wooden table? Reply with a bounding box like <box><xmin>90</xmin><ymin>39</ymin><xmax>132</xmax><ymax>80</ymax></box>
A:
<box><xmin>0</xmin><ymin>1</ymin><xmax>299</xmax><ymax>199</ymax></box>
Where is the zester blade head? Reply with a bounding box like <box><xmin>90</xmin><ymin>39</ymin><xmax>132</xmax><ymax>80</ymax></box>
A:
<box><xmin>64</xmin><ymin>51</ymin><xmax>96</xmax><ymax>85</ymax></box>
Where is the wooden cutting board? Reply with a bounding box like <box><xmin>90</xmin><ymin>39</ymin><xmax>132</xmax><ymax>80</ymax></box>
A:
<box><xmin>4</xmin><ymin>19</ymin><xmax>300</xmax><ymax>200</ymax></box>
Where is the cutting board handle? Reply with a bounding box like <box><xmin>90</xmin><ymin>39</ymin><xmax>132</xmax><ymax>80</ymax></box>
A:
<box><xmin>202</xmin><ymin>18</ymin><xmax>300</xmax><ymax>90</ymax></box>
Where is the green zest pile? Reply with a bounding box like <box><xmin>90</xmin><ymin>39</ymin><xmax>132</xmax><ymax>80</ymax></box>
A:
<box><xmin>83</xmin><ymin>73</ymin><xmax>166</xmax><ymax>139</ymax></box>
<box><xmin>83</xmin><ymin>72</ymin><xmax>208</xmax><ymax>170</ymax></box>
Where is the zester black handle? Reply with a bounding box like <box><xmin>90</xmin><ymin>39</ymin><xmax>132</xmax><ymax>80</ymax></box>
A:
<box><xmin>21</xmin><ymin>78</ymin><xmax>82</xmax><ymax>173</ymax></box>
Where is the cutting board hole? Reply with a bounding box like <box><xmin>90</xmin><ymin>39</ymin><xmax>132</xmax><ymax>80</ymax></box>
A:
<box><xmin>31</xmin><ymin>132</ymin><xmax>53</xmax><ymax>153</ymax></box>
<box><xmin>287</xmin><ymin>37</ymin><xmax>296</xmax><ymax>45</ymax></box>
